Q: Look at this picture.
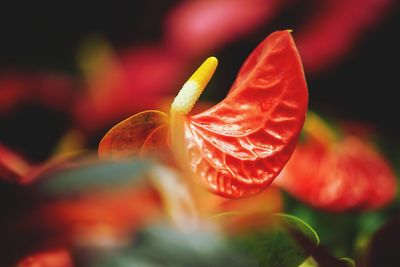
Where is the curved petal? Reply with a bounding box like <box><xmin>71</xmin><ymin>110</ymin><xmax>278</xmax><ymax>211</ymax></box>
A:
<box><xmin>183</xmin><ymin>31</ymin><xmax>308</xmax><ymax>198</ymax></box>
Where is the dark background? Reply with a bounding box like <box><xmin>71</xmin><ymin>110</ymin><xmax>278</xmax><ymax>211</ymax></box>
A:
<box><xmin>1</xmin><ymin>0</ymin><xmax>399</xmax><ymax>161</ymax></box>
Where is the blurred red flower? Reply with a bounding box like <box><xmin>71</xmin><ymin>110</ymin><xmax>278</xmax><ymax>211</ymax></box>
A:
<box><xmin>164</xmin><ymin>0</ymin><xmax>282</xmax><ymax>58</ymax></box>
<box><xmin>17</xmin><ymin>249</ymin><xmax>73</xmax><ymax>267</ymax></box>
<box><xmin>275</xmin><ymin>113</ymin><xmax>397</xmax><ymax>212</ymax></box>
<box><xmin>164</xmin><ymin>0</ymin><xmax>392</xmax><ymax>73</ymax></box>
<box><xmin>296</xmin><ymin>0</ymin><xmax>393</xmax><ymax>73</ymax></box>
<box><xmin>73</xmin><ymin>43</ymin><xmax>187</xmax><ymax>132</ymax></box>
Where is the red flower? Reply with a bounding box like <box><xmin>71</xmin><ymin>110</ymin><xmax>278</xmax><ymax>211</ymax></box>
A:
<box><xmin>99</xmin><ymin>31</ymin><xmax>308</xmax><ymax>199</ymax></box>
<box><xmin>296</xmin><ymin>0</ymin><xmax>392</xmax><ymax>73</ymax></box>
<box><xmin>73</xmin><ymin>44</ymin><xmax>186</xmax><ymax>132</ymax></box>
<box><xmin>275</xmin><ymin>113</ymin><xmax>397</xmax><ymax>211</ymax></box>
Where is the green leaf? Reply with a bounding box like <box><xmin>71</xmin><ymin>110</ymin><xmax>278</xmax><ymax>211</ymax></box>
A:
<box><xmin>299</xmin><ymin>257</ymin><xmax>318</xmax><ymax>267</ymax></box>
<box><xmin>298</xmin><ymin>257</ymin><xmax>355</xmax><ymax>267</ymax></box>
<box><xmin>230</xmin><ymin>213</ymin><xmax>319</xmax><ymax>267</ymax></box>
<box><xmin>275</xmin><ymin>213</ymin><xmax>320</xmax><ymax>245</ymax></box>
<box><xmin>81</xmin><ymin>225</ymin><xmax>256</xmax><ymax>267</ymax></box>
<box><xmin>37</xmin><ymin>158</ymin><xmax>150</xmax><ymax>195</ymax></box>
<box><xmin>339</xmin><ymin>257</ymin><xmax>356</xmax><ymax>267</ymax></box>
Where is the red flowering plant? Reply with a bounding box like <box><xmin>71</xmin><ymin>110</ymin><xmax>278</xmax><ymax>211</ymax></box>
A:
<box><xmin>99</xmin><ymin>30</ymin><xmax>308</xmax><ymax>198</ymax></box>
<box><xmin>1</xmin><ymin>1</ymin><xmax>399</xmax><ymax>266</ymax></box>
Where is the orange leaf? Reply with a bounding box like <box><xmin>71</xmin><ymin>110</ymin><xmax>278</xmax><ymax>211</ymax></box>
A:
<box><xmin>98</xmin><ymin>110</ymin><xmax>169</xmax><ymax>160</ymax></box>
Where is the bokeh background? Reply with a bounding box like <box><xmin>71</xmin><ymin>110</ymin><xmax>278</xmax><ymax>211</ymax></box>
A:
<box><xmin>1</xmin><ymin>1</ymin><xmax>400</xmax><ymax>266</ymax></box>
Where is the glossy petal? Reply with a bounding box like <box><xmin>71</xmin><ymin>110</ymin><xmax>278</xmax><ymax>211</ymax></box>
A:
<box><xmin>183</xmin><ymin>31</ymin><xmax>308</xmax><ymax>198</ymax></box>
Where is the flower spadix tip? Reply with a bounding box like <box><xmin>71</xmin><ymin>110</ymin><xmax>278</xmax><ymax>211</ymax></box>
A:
<box><xmin>170</xmin><ymin>57</ymin><xmax>218</xmax><ymax>115</ymax></box>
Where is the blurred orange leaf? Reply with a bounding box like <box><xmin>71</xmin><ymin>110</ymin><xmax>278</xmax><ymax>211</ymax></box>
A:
<box><xmin>98</xmin><ymin>110</ymin><xmax>169</xmax><ymax>160</ymax></box>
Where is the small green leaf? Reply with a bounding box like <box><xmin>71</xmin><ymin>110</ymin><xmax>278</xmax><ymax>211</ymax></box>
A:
<box><xmin>230</xmin><ymin>213</ymin><xmax>320</xmax><ymax>267</ymax></box>
<box><xmin>299</xmin><ymin>257</ymin><xmax>318</xmax><ymax>267</ymax></box>
<box><xmin>298</xmin><ymin>257</ymin><xmax>356</xmax><ymax>267</ymax></box>
<box><xmin>275</xmin><ymin>213</ymin><xmax>320</xmax><ymax>245</ymax></box>
<box><xmin>339</xmin><ymin>257</ymin><xmax>356</xmax><ymax>267</ymax></box>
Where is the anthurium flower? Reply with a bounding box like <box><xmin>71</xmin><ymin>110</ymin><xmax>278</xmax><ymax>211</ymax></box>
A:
<box><xmin>296</xmin><ymin>0</ymin><xmax>392</xmax><ymax>73</ymax></box>
<box><xmin>275</xmin><ymin>112</ymin><xmax>397</xmax><ymax>212</ymax></box>
<box><xmin>164</xmin><ymin>0</ymin><xmax>282</xmax><ymax>58</ymax></box>
<box><xmin>73</xmin><ymin>41</ymin><xmax>187</xmax><ymax>132</ymax></box>
<box><xmin>99</xmin><ymin>30</ymin><xmax>308</xmax><ymax>199</ymax></box>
